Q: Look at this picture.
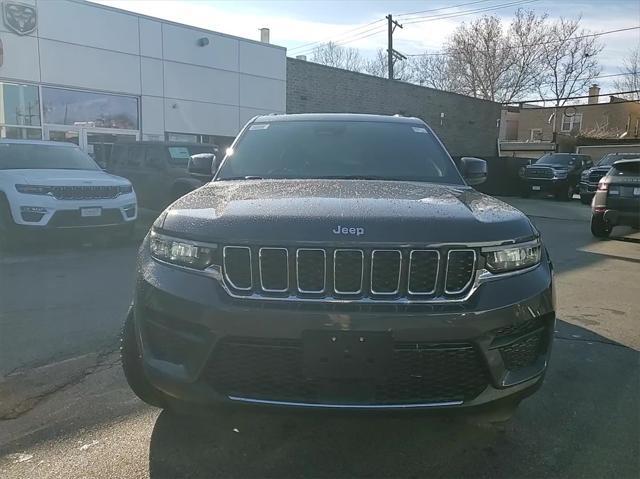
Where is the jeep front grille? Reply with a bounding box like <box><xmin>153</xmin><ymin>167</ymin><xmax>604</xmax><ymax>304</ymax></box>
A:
<box><xmin>222</xmin><ymin>245</ymin><xmax>477</xmax><ymax>301</ymax></box>
<box><xmin>588</xmin><ymin>171</ymin><xmax>606</xmax><ymax>183</ymax></box>
<box><xmin>50</xmin><ymin>185</ymin><xmax>120</xmax><ymax>200</ymax></box>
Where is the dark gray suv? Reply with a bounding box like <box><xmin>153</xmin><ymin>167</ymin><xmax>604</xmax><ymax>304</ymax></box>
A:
<box><xmin>122</xmin><ymin>114</ymin><xmax>555</xmax><ymax>420</ymax></box>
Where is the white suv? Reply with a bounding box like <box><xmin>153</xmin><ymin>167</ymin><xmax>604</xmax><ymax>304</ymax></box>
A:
<box><xmin>0</xmin><ymin>140</ymin><xmax>137</xmax><ymax>249</ymax></box>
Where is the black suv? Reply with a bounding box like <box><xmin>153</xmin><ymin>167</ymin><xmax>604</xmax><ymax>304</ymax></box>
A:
<box><xmin>580</xmin><ymin>152</ymin><xmax>640</xmax><ymax>205</ymax></box>
<box><xmin>108</xmin><ymin>141</ymin><xmax>218</xmax><ymax>210</ymax></box>
<box><xmin>521</xmin><ymin>153</ymin><xmax>592</xmax><ymax>201</ymax></box>
<box><xmin>591</xmin><ymin>159</ymin><xmax>640</xmax><ymax>238</ymax></box>
<box><xmin>121</xmin><ymin>114</ymin><xmax>555</xmax><ymax>419</ymax></box>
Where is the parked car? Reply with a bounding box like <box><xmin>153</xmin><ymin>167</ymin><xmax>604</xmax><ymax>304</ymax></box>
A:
<box><xmin>579</xmin><ymin>152</ymin><xmax>640</xmax><ymax>205</ymax></box>
<box><xmin>121</xmin><ymin>114</ymin><xmax>555</xmax><ymax>422</ymax></box>
<box><xmin>591</xmin><ymin>159</ymin><xmax>640</xmax><ymax>238</ymax></box>
<box><xmin>107</xmin><ymin>141</ymin><xmax>218</xmax><ymax>211</ymax></box>
<box><xmin>520</xmin><ymin>153</ymin><xmax>592</xmax><ymax>201</ymax></box>
<box><xmin>0</xmin><ymin>140</ymin><xmax>137</xmax><ymax>250</ymax></box>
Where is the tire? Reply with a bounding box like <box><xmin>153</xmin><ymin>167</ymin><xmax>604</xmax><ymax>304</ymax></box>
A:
<box><xmin>580</xmin><ymin>194</ymin><xmax>592</xmax><ymax>205</ymax></box>
<box><xmin>121</xmin><ymin>308</ymin><xmax>166</xmax><ymax>408</ymax></box>
<box><xmin>590</xmin><ymin>214</ymin><xmax>612</xmax><ymax>239</ymax></box>
<box><xmin>555</xmin><ymin>184</ymin><xmax>573</xmax><ymax>201</ymax></box>
<box><xmin>0</xmin><ymin>196</ymin><xmax>17</xmax><ymax>253</ymax></box>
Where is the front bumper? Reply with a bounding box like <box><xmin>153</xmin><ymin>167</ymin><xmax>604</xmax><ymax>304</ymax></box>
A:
<box><xmin>134</xmin><ymin>242</ymin><xmax>555</xmax><ymax>411</ymax></box>
<box><xmin>524</xmin><ymin>178</ymin><xmax>568</xmax><ymax>193</ymax></box>
<box><xmin>9</xmin><ymin>193</ymin><xmax>137</xmax><ymax>229</ymax></box>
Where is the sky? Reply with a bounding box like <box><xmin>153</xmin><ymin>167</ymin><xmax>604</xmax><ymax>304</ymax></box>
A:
<box><xmin>95</xmin><ymin>0</ymin><xmax>640</xmax><ymax>95</ymax></box>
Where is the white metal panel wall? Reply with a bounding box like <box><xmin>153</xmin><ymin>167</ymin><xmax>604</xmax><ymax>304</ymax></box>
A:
<box><xmin>141</xmin><ymin>58</ymin><xmax>163</xmax><ymax>97</ymax></box>
<box><xmin>39</xmin><ymin>39</ymin><xmax>141</xmax><ymax>94</ymax></box>
<box><xmin>0</xmin><ymin>34</ymin><xmax>40</xmax><ymax>82</ymax></box>
<box><xmin>162</xmin><ymin>23</ymin><xmax>239</xmax><ymax>71</ymax></box>
<box><xmin>37</xmin><ymin>0</ymin><xmax>139</xmax><ymax>55</ymax></box>
<box><xmin>141</xmin><ymin>96</ymin><xmax>165</xmax><ymax>136</ymax></box>
<box><xmin>139</xmin><ymin>18</ymin><xmax>163</xmax><ymax>59</ymax></box>
<box><xmin>163</xmin><ymin>61</ymin><xmax>238</xmax><ymax>105</ymax></box>
<box><xmin>164</xmin><ymin>98</ymin><xmax>239</xmax><ymax>137</ymax></box>
<box><xmin>239</xmin><ymin>75</ymin><xmax>286</xmax><ymax>111</ymax></box>
<box><xmin>239</xmin><ymin>42</ymin><xmax>286</xmax><ymax>80</ymax></box>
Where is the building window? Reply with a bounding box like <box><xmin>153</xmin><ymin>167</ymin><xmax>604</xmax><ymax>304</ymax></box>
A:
<box><xmin>42</xmin><ymin>87</ymin><xmax>138</xmax><ymax>130</ymax></box>
<box><xmin>0</xmin><ymin>82</ymin><xmax>42</xmax><ymax>139</ymax></box>
<box><xmin>530</xmin><ymin>128</ymin><xmax>543</xmax><ymax>141</ymax></box>
<box><xmin>561</xmin><ymin>113</ymin><xmax>583</xmax><ymax>132</ymax></box>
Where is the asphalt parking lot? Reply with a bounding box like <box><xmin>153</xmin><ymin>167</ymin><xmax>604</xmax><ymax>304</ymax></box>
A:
<box><xmin>0</xmin><ymin>198</ymin><xmax>639</xmax><ymax>479</ymax></box>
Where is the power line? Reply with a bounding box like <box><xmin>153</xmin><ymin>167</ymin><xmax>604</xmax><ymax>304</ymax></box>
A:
<box><xmin>290</xmin><ymin>0</ymin><xmax>537</xmax><ymax>56</ymax></box>
<box><xmin>402</xmin><ymin>0</ymin><xmax>539</xmax><ymax>25</ymax></box>
<box><xmin>288</xmin><ymin>18</ymin><xmax>385</xmax><ymax>53</ymax></box>
<box><xmin>503</xmin><ymin>89</ymin><xmax>640</xmax><ymax>105</ymax></box>
<box><xmin>394</xmin><ymin>0</ymin><xmax>494</xmax><ymax>19</ymax></box>
<box><xmin>405</xmin><ymin>25</ymin><xmax>640</xmax><ymax>57</ymax></box>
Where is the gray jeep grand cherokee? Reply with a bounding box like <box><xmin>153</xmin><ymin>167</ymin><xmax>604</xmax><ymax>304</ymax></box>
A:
<box><xmin>122</xmin><ymin>114</ymin><xmax>555</xmax><ymax>419</ymax></box>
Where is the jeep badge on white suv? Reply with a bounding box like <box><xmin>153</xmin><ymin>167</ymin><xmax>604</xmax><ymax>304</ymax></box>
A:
<box><xmin>0</xmin><ymin>140</ymin><xmax>137</xmax><ymax>250</ymax></box>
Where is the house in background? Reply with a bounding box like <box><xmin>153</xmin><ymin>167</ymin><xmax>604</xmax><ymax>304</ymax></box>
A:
<box><xmin>499</xmin><ymin>85</ymin><xmax>640</xmax><ymax>159</ymax></box>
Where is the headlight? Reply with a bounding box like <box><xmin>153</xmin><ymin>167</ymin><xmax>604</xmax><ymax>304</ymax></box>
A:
<box><xmin>553</xmin><ymin>170</ymin><xmax>568</xmax><ymax>179</ymax></box>
<box><xmin>581</xmin><ymin>171</ymin><xmax>589</xmax><ymax>179</ymax></box>
<box><xmin>482</xmin><ymin>240</ymin><xmax>542</xmax><ymax>273</ymax></box>
<box><xmin>149</xmin><ymin>230</ymin><xmax>218</xmax><ymax>270</ymax></box>
<box><xmin>15</xmin><ymin>184</ymin><xmax>52</xmax><ymax>195</ymax></box>
<box><xmin>119</xmin><ymin>184</ymin><xmax>134</xmax><ymax>195</ymax></box>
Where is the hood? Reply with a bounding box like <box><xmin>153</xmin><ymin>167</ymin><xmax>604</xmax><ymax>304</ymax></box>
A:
<box><xmin>1</xmin><ymin>169</ymin><xmax>130</xmax><ymax>186</ymax></box>
<box><xmin>160</xmin><ymin>180</ymin><xmax>535</xmax><ymax>245</ymax></box>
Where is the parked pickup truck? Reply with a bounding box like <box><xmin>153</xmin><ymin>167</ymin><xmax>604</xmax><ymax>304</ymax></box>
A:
<box><xmin>521</xmin><ymin>153</ymin><xmax>592</xmax><ymax>201</ymax></box>
<box><xmin>579</xmin><ymin>152</ymin><xmax>640</xmax><ymax>205</ymax></box>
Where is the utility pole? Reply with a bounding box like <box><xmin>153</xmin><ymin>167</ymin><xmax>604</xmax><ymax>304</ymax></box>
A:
<box><xmin>386</xmin><ymin>14</ymin><xmax>406</xmax><ymax>80</ymax></box>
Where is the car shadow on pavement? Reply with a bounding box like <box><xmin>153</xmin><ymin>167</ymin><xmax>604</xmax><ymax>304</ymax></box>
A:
<box><xmin>147</xmin><ymin>320</ymin><xmax>639</xmax><ymax>479</ymax></box>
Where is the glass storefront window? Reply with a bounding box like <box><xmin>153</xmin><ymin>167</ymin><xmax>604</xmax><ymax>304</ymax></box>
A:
<box><xmin>0</xmin><ymin>126</ymin><xmax>42</xmax><ymax>140</ymax></box>
<box><xmin>42</xmin><ymin>87</ymin><xmax>138</xmax><ymax>130</ymax></box>
<box><xmin>0</xmin><ymin>82</ymin><xmax>41</xmax><ymax>126</ymax></box>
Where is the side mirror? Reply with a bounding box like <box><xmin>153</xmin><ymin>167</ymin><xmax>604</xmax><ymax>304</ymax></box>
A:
<box><xmin>460</xmin><ymin>157</ymin><xmax>487</xmax><ymax>186</ymax></box>
<box><xmin>188</xmin><ymin>153</ymin><xmax>217</xmax><ymax>179</ymax></box>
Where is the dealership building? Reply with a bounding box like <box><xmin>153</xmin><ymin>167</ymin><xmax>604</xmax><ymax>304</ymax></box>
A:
<box><xmin>0</xmin><ymin>0</ymin><xmax>286</xmax><ymax>163</ymax></box>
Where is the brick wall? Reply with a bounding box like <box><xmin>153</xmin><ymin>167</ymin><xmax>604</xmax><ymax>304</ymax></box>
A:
<box><xmin>286</xmin><ymin>58</ymin><xmax>502</xmax><ymax>157</ymax></box>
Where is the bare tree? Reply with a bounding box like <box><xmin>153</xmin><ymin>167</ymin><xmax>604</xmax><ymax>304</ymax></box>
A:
<box><xmin>310</xmin><ymin>41</ymin><xmax>364</xmax><ymax>72</ymax></box>
<box><xmin>409</xmin><ymin>54</ymin><xmax>462</xmax><ymax>91</ymax></box>
<box><xmin>442</xmin><ymin>10</ymin><xmax>548</xmax><ymax>102</ymax></box>
<box><xmin>613</xmin><ymin>45</ymin><xmax>640</xmax><ymax>101</ymax></box>
<box><xmin>538</xmin><ymin>16</ymin><xmax>604</xmax><ymax>106</ymax></box>
<box><xmin>362</xmin><ymin>48</ymin><xmax>413</xmax><ymax>81</ymax></box>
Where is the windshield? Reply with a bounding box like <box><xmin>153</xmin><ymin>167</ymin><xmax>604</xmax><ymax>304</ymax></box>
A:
<box><xmin>597</xmin><ymin>153</ymin><xmax>640</xmax><ymax>166</ymax></box>
<box><xmin>535</xmin><ymin>154</ymin><xmax>578</xmax><ymax>166</ymax></box>
<box><xmin>0</xmin><ymin>143</ymin><xmax>100</xmax><ymax>170</ymax></box>
<box><xmin>217</xmin><ymin>120</ymin><xmax>463</xmax><ymax>184</ymax></box>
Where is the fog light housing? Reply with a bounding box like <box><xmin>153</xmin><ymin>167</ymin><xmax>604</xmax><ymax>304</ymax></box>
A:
<box><xmin>123</xmin><ymin>204</ymin><xmax>137</xmax><ymax>218</ymax></box>
<box><xmin>20</xmin><ymin>206</ymin><xmax>47</xmax><ymax>222</ymax></box>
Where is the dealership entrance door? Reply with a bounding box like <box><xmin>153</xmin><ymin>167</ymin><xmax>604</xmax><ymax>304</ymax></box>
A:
<box><xmin>44</xmin><ymin>125</ymin><xmax>139</xmax><ymax>167</ymax></box>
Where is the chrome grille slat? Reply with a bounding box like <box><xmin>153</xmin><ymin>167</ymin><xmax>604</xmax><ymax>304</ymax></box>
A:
<box><xmin>370</xmin><ymin>250</ymin><xmax>402</xmax><ymax>295</ymax></box>
<box><xmin>333</xmin><ymin>249</ymin><xmax>364</xmax><ymax>295</ymax></box>
<box><xmin>259</xmin><ymin>247</ymin><xmax>289</xmax><ymax>293</ymax></box>
<box><xmin>51</xmin><ymin>185</ymin><xmax>120</xmax><ymax>200</ymax></box>
<box><xmin>222</xmin><ymin>245</ymin><xmax>477</xmax><ymax>301</ymax></box>
<box><xmin>444</xmin><ymin>249</ymin><xmax>476</xmax><ymax>295</ymax></box>
<box><xmin>296</xmin><ymin>249</ymin><xmax>326</xmax><ymax>293</ymax></box>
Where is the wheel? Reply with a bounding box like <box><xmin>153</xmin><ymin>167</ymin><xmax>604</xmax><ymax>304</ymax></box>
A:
<box><xmin>121</xmin><ymin>308</ymin><xmax>166</xmax><ymax>408</ymax></box>
<box><xmin>555</xmin><ymin>184</ymin><xmax>573</xmax><ymax>201</ymax></box>
<box><xmin>0</xmin><ymin>197</ymin><xmax>17</xmax><ymax>253</ymax></box>
<box><xmin>590</xmin><ymin>214</ymin><xmax>612</xmax><ymax>238</ymax></box>
<box><xmin>580</xmin><ymin>194</ymin><xmax>592</xmax><ymax>205</ymax></box>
